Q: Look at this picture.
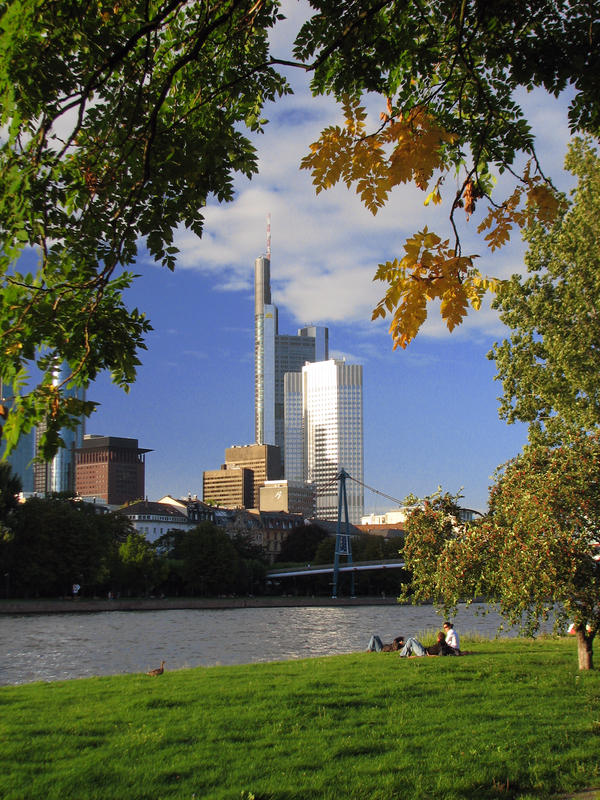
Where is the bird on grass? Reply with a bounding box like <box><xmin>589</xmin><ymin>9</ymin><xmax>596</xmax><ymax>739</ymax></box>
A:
<box><xmin>146</xmin><ymin>660</ymin><xmax>165</xmax><ymax>676</ymax></box>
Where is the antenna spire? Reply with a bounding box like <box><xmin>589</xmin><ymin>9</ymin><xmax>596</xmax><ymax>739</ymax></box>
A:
<box><xmin>266</xmin><ymin>212</ymin><xmax>271</xmax><ymax>261</ymax></box>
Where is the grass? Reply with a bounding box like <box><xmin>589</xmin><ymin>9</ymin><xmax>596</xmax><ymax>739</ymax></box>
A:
<box><xmin>1</xmin><ymin>637</ymin><xmax>599</xmax><ymax>800</ymax></box>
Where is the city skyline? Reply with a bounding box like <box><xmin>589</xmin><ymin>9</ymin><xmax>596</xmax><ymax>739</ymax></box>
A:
<box><xmin>3</xmin><ymin>2</ymin><xmax>576</xmax><ymax>513</ymax></box>
<box><xmin>254</xmin><ymin>251</ymin><xmax>329</xmax><ymax>469</ymax></box>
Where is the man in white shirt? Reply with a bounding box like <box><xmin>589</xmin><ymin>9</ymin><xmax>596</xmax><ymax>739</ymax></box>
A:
<box><xmin>443</xmin><ymin>621</ymin><xmax>460</xmax><ymax>654</ymax></box>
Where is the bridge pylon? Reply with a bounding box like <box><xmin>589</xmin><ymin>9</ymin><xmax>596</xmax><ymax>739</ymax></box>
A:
<box><xmin>332</xmin><ymin>469</ymin><xmax>355</xmax><ymax>599</ymax></box>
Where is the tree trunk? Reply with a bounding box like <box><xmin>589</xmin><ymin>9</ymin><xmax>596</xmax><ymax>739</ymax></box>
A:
<box><xmin>576</xmin><ymin>626</ymin><xmax>594</xmax><ymax>670</ymax></box>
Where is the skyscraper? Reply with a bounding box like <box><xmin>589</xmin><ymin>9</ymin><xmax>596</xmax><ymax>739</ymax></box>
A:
<box><xmin>254</xmin><ymin>253</ymin><xmax>328</xmax><ymax>469</ymax></box>
<box><xmin>33</xmin><ymin>363</ymin><xmax>86</xmax><ymax>495</ymax></box>
<box><xmin>285</xmin><ymin>359</ymin><xmax>364</xmax><ymax>524</ymax></box>
<box><xmin>0</xmin><ymin>379</ymin><xmax>34</xmax><ymax>492</ymax></box>
<box><xmin>202</xmin><ymin>444</ymin><xmax>282</xmax><ymax>509</ymax></box>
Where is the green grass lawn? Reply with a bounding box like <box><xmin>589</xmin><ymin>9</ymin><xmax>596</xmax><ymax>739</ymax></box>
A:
<box><xmin>1</xmin><ymin>637</ymin><xmax>599</xmax><ymax>800</ymax></box>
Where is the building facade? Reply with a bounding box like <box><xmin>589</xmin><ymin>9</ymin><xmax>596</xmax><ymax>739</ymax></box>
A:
<box><xmin>203</xmin><ymin>443</ymin><xmax>284</xmax><ymax>510</ymax></box>
<box><xmin>286</xmin><ymin>359</ymin><xmax>364</xmax><ymax>524</ymax></box>
<box><xmin>259</xmin><ymin>479</ymin><xmax>315</xmax><ymax>518</ymax></box>
<box><xmin>158</xmin><ymin>494</ymin><xmax>216</xmax><ymax>524</ymax></box>
<box><xmin>254</xmin><ymin>254</ymin><xmax>328</xmax><ymax>471</ymax></box>
<box><xmin>203</xmin><ymin>466</ymin><xmax>253</xmax><ymax>509</ymax></box>
<box><xmin>33</xmin><ymin>363</ymin><xmax>86</xmax><ymax>495</ymax></box>
<box><xmin>224</xmin><ymin>444</ymin><xmax>282</xmax><ymax>509</ymax></box>
<box><xmin>246</xmin><ymin>509</ymin><xmax>304</xmax><ymax>563</ymax></box>
<box><xmin>283</xmin><ymin>371</ymin><xmax>304</xmax><ymax>484</ymax></box>
<box><xmin>75</xmin><ymin>435</ymin><xmax>151</xmax><ymax>507</ymax></box>
<box><xmin>120</xmin><ymin>500</ymin><xmax>194</xmax><ymax>543</ymax></box>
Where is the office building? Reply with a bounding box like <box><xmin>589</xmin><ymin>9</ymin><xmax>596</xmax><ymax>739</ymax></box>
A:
<box><xmin>203</xmin><ymin>466</ymin><xmax>253</xmax><ymax>509</ymax></box>
<box><xmin>285</xmin><ymin>359</ymin><xmax>364</xmax><ymax>523</ymax></box>
<box><xmin>283</xmin><ymin>371</ymin><xmax>304</xmax><ymax>484</ymax></box>
<box><xmin>203</xmin><ymin>443</ymin><xmax>283</xmax><ymax>510</ymax></box>
<box><xmin>224</xmin><ymin>443</ymin><xmax>282</xmax><ymax>509</ymax></box>
<box><xmin>254</xmin><ymin>253</ymin><xmax>328</xmax><ymax>471</ymax></box>
<box><xmin>120</xmin><ymin>500</ymin><xmax>194</xmax><ymax>543</ymax></box>
<box><xmin>259</xmin><ymin>479</ymin><xmax>315</xmax><ymax>518</ymax></box>
<box><xmin>0</xmin><ymin>380</ymin><xmax>34</xmax><ymax>492</ymax></box>
<box><xmin>33</xmin><ymin>363</ymin><xmax>86</xmax><ymax>495</ymax></box>
<box><xmin>75</xmin><ymin>435</ymin><xmax>151</xmax><ymax>507</ymax></box>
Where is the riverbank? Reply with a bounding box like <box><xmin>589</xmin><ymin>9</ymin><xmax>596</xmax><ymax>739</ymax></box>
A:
<box><xmin>1</xmin><ymin>638</ymin><xmax>599</xmax><ymax>800</ymax></box>
<box><xmin>0</xmin><ymin>595</ymin><xmax>399</xmax><ymax>614</ymax></box>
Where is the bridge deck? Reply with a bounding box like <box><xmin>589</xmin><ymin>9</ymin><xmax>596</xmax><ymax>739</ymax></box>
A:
<box><xmin>267</xmin><ymin>559</ymin><xmax>405</xmax><ymax>578</ymax></box>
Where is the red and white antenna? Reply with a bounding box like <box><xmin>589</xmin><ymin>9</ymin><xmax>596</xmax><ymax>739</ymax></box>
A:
<box><xmin>266</xmin><ymin>212</ymin><xmax>271</xmax><ymax>261</ymax></box>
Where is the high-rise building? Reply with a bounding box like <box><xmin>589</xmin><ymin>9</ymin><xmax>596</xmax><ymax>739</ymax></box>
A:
<box><xmin>224</xmin><ymin>444</ymin><xmax>282</xmax><ymax>509</ymax></box>
<box><xmin>202</xmin><ymin>466</ymin><xmax>253</xmax><ymax>509</ymax></box>
<box><xmin>283</xmin><ymin>371</ymin><xmax>304</xmax><ymax>484</ymax></box>
<box><xmin>75</xmin><ymin>435</ymin><xmax>151</xmax><ymax>507</ymax></box>
<box><xmin>33</xmin><ymin>363</ymin><xmax>86</xmax><ymax>495</ymax></box>
<box><xmin>0</xmin><ymin>379</ymin><xmax>34</xmax><ymax>492</ymax></box>
<box><xmin>203</xmin><ymin>443</ymin><xmax>282</xmax><ymax>510</ymax></box>
<box><xmin>254</xmin><ymin>253</ymin><xmax>328</xmax><ymax>471</ymax></box>
<box><xmin>285</xmin><ymin>359</ymin><xmax>364</xmax><ymax>523</ymax></box>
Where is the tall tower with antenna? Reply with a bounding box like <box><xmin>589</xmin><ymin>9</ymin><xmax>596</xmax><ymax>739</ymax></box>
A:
<box><xmin>266</xmin><ymin>211</ymin><xmax>271</xmax><ymax>261</ymax></box>
<box><xmin>254</xmin><ymin>215</ymin><xmax>329</xmax><ymax>472</ymax></box>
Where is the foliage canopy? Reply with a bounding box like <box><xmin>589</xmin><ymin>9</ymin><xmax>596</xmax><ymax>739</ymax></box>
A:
<box><xmin>0</xmin><ymin>0</ymin><xmax>288</xmax><ymax>458</ymax></box>
<box><xmin>297</xmin><ymin>0</ymin><xmax>599</xmax><ymax>346</ymax></box>
<box><xmin>489</xmin><ymin>138</ymin><xmax>600</xmax><ymax>445</ymax></box>
<box><xmin>2</xmin><ymin>0</ymin><xmax>600</xmax><ymax>454</ymax></box>
<box><xmin>400</xmin><ymin>444</ymin><xmax>600</xmax><ymax>669</ymax></box>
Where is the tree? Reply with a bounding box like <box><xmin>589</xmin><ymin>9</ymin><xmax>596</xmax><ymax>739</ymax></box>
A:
<box><xmin>3</xmin><ymin>1</ymin><xmax>600</xmax><ymax>453</ymax></box>
<box><xmin>0</xmin><ymin>0</ymin><xmax>288</xmax><ymax>458</ymax></box>
<box><xmin>115</xmin><ymin>531</ymin><xmax>167</xmax><ymax>596</ymax></box>
<box><xmin>3</xmin><ymin>497</ymin><xmax>130</xmax><ymax>596</ymax></box>
<box><xmin>158</xmin><ymin>522</ymin><xmax>241</xmax><ymax>596</ymax></box>
<box><xmin>397</xmin><ymin>490</ymin><xmax>465</xmax><ymax>605</ymax></box>
<box><xmin>276</xmin><ymin>522</ymin><xmax>328</xmax><ymax>563</ymax></box>
<box><xmin>0</xmin><ymin>461</ymin><xmax>21</xmax><ymax>522</ymax></box>
<box><xmin>296</xmin><ymin>0</ymin><xmax>599</xmax><ymax>346</ymax></box>
<box><xmin>489</xmin><ymin>138</ymin><xmax>600</xmax><ymax>445</ymax></box>
<box><xmin>0</xmin><ymin>462</ymin><xmax>21</xmax><ymax>588</ymax></box>
<box><xmin>400</xmin><ymin>444</ymin><xmax>600</xmax><ymax>670</ymax></box>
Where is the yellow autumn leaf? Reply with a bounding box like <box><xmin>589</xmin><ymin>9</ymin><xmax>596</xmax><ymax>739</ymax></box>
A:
<box><xmin>525</xmin><ymin>183</ymin><xmax>560</xmax><ymax>225</ymax></box>
<box><xmin>440</xmin><ymin>286</ymin><xmax>469</xmax><ymax>331</ymax></box>
<box><xmin>424</xmin><ymin>187</ymin><xmax>442</xmax><ymax>206</ymax></box>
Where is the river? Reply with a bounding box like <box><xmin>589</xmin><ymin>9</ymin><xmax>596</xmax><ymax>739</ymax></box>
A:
<box><xmin>0</xmin><ymin>603</ymin><xmax>544</xmax><ymax>686</ymax></box>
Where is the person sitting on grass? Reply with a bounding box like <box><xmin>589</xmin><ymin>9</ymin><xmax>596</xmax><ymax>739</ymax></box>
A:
<box><xmin>398</xmin><ymin>630</ymin><xmax>455</xmax><ymax>658</ymax></box>
<box><xmin>443</xmin><ymin>621</ymin><xmax>460</xmax><ymax>654</ymax></box>
<box><xmin>366</xmin><ymin>634</ymin><xmax>405</xmax><ymax>652</ymax></box>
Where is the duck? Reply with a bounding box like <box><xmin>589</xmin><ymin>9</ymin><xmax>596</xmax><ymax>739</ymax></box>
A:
<box><xmin>146</xmin><ymin>660</ymin><xmax>165</xmax><ymax>676</ymax></box>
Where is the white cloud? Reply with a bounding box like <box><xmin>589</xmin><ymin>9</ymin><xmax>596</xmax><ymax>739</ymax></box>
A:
<box><xmin>167</xmin><ymin>2</ymin><xmax>576</xmax><ymax>346</ymax></box>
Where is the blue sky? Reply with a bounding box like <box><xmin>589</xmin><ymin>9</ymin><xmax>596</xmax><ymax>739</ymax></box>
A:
<box><xmin>87</xmin><ymin>2</ymin><xmax>577</xmax><ymax>513</ymax></box>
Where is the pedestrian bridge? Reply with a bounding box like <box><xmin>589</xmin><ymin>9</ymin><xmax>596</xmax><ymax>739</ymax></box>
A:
<box><xmin>266</xmin><ymin>559</ymin><xmax>406</xmax><ymax>579</ymax></box>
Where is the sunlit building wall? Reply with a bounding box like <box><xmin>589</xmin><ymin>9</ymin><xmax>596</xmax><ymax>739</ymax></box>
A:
<box><xmin>299</xmin><ymin>359</ymin><xmax>364</xmax><ymax>524</ymax></box>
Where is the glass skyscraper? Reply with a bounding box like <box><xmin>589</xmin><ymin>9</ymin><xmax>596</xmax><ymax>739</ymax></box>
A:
<box><xmin>285</xmin><ymin>359</ymin><xmax>364</xmax><ymax>524</ymax></box>
<box><xmin>254</xmin><ymin>255</ymin><xmax>328</xmax><ymax>471</ymax></box>
<box><xmin>33</xmin><ymin>363</ymin><xmax>86</xmax><ymax>495</ymax></box>
<box><xmin>0</xmin><ymin>380</ymin><xmax>34</xmax><ymax>492</ymax></box>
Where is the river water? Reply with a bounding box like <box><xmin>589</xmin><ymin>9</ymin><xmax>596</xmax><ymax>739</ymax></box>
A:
<box><xmin>0</xmin><ymin>603</ymin><xmax>541</xmax><ymax>686</ymax></box>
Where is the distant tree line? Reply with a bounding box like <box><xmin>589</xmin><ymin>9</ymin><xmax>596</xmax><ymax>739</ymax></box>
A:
<box><xmin>0</xmin><ymin>465</ymin><xmax>406</xmax><ymax>599</ymax></box>
<box><xmin>0</xmin><ymin>465</ymin><xmax>267</xmax><ymax>599</ymax></box>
